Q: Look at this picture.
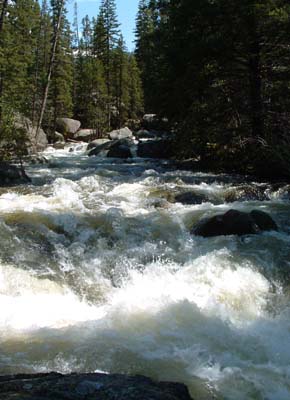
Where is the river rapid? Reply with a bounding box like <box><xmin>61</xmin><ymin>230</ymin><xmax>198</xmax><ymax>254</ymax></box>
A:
<box><xmin>0</xmin><ymin>144</ymin><xmax>290</xmax><ymax>399</ymax></box>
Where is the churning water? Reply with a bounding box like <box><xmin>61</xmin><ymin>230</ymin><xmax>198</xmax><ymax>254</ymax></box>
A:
<box><xmin>0</xmin><ymin>144</ymin><xmax>290</xmax><ymax>399</ymax></box>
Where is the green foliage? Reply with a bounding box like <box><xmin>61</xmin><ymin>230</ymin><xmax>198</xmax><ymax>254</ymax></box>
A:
<box><xmin>0</xmin><ymin>0</ymin><xmax>40</xmax><ymax>118</ymax></box>
<box><xmin>0</xmin><ymin>106</ymin><xmax>28</xmax><ymax>161</ymax></box>
<box><xmin>74</xmin><ymin>54</ymin><xmax>108</xmax><ymax>134</ymax></box>
<box><xmin>73</xmin><ymin>0</ymin><xmax>144</xmax><ymax>132</ymax></box>
<box><xmin>0</xmin><ymin>0</ymin><xmax>144</xmax><ymax>159</ymax></box>
<box><xmin>50</xmin><ymin>13</ymin><xmax>74</xmax><ymax>122</ymax></box>
<box><xmin>136</xmin><ymin>0</ymin><xmax>290</xmax><ymax>177</ymax></box>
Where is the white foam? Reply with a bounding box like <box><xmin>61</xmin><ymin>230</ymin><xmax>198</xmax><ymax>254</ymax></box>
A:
<box><xmin>0</xmin><ymin>264</ymin><xmax>103</xmax><ymax>332</ymax></box>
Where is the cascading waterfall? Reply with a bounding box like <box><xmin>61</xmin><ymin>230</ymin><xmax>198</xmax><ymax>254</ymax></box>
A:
<box><xmin>0</xmin><ymin>143</ymin><xmax>290</xmax><ymax>399</ymax></box>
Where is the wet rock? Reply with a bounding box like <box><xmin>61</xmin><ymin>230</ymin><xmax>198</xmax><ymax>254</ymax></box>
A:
<box><xmin>0</xmin><ymin>372</ymin><xmax>193</xmax><ymax>400</ymax></box>
<box><xmin>88</xmin><ymin>140</ymin><xmax>118</xmax><ymax>157</ymax></box>
<box><xmin>274</xmin><ymin>184</ymin><xmax>290</xmax><ymax>200</ymax></box>
<box><xmin>107</xmin><ymin>138</ymin><xmax>135</xmax><ymax>158</ymax></box>
<box><xmin>250</xmin><ymin>210</ymin><xmax>278</xmax><ymax>231</ymax></box>
<box><xmin>88</xmin><ymin>138</ymin><xmax>135</xmax><ymax>158</ymax></box>
<box><xmin>148</xmin><ymin>188</ymin><xmax>176</xmax><ymax>203</ymax></box>
<box><xmin>224</xmin><ymin>185</ymin><xmax>269</xmax><ymax>202</ymax></box>
<box><xmin>192</xmin><ymin>209</ymin><xmax>278</xmax><ymax>237</ymax></box>
<box><xmin>56</xmin><ymin>118</ymin><xmax>81</xmax><ymax>136</ymax></box>
<box><xmin>87</xmin><ymin>138</ymin><xmax>111</xmax><ymax>151</ymax></box>
<box><xmin>0</xmin><ymin>163</ymin><xmax>31</xmax><ymax>186</ymax></box>
<box><xmin>173</xmin><ymin>191</ymin><xmax>208</xmax><ymax>205</ymax></box>
<box><xmin>108</xmin><ymin>127</ymin><xmax>133</xmax><ymax>140</ymax></box>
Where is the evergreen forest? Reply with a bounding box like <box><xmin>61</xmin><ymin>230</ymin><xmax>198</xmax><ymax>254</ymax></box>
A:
<box><xmin>1</xmin><ymin>0</ymin><xmax>290</xmax><ymax>178</ymax></box>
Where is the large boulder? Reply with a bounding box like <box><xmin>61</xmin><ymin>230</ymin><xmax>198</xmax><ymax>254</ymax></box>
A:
<box><xmin>107</xmin><ymin>138</ymin><xmax>135</xmax><ymax>158</ymax></box>
<box><xmin>250</xmin><ymin>209</ymin><xmax>278</xmax><ymax>231</ymax></box>
<box><xmin>88</xmin><ymin>140</ymin><xmax>118</xmax><ymax>157</ymax></box>
<box><xmin>56</xmin><ymin>118</ymin><xmax>81</xmax><ymax>136</ymax></box>
<box><xmin>0</xmin><ymin>372</ymin><xmax>193</xmax><ymax>400</ymax></box>
<box><xmin>0</xmin><ymin>163</ymin><xmax>31</xmax><ymax>186</ymax></box>
<box><xmin>14</xmin><ymin>114</ymin><xmax>48</xmax><ymax>152</ymax></box>
<box><xmin>192</xmin><ymin>209</ymin><xmax>278</xmax><ymax>237</ymax></box>
<box><xmin>74</xmin><ymin>129</ymin><xmax>96</xmax><ymax>142</ymax></box>
<box><xmin>87</xmin><ymin>138</ymin><xmax>111</xmax><ymax>151</ymax></box>
<box><xmin>108</xmin><ymin>127</ymin><xmax>132</xmax><ymax>140</ymax></box>
<box><xmin>88</xmin><ymin>138</ymin><xmax>136</xmax><ymax>158</ymax></box>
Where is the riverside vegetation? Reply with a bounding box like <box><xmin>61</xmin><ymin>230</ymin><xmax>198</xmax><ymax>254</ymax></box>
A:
<box><xmin>1</xmin><ymin>0</ymin><xmax>290</xmax><ymax>178</ymax></box>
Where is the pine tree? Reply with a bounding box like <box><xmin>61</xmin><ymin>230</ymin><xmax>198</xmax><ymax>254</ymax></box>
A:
<box><xmin>0</xmin><ymin>0</ymin><xmax>41</xmax><ymax>159</ymax></box>
<box><xmin>93</xmin><ymin>0</ymin><xmax>120</xmax><ymax>128</ymax></box>
<box><xmin>74</xmin><ymin>14</ymin><xmax>107</xmax><ymax>134</ymax></box>
<box><xmin>50</xmin><ymin>13</ymin><xmax>74</xmax><ymax>126</ymax></box>
<box><xmin>135</xmin><ymin>0</ymin><xmax>161</xmax><ymax>112</ymax></box>
<box><xmin>111</xmin><ymin>35</ymin><xmax>129</xmax><ymax>127</ymax></box>
<box><xmin>81</xmin><ymin>15</ymin><xmax>92</xmax><ymax>56</ymax></box>
<box><xmin>127</xmin><ymin>54</ymin><xmax>144</xmax><ymax>120</ymax></box>
<box><xmin>31</xmin><ymin>0</ymin><xmax>52</xmax><ymax>126</ymax></box>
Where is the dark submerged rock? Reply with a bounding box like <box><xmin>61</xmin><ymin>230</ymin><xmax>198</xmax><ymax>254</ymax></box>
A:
<box><xmin>250</xmin><ymin>210</ymin><xmax>278</xmax><ymax>231</ymax></box>
<box><xmin>0</xmin><ymin>163</ymin><xmax>31</xmax><ymax>186</ymax></box>
<box><xmin>0</xmin><ymin>372</ymin><xmax>193</xmax><ymax>400</ymax></box>
<box><xmin>192</xmin><ymin>209</ymin><xmax>278</xmax><ymax>237</ymax></box>
<box><xmin>173</xmin><ymin>191</ymin><xmax>208</xmax><ymax>205</ymax></box>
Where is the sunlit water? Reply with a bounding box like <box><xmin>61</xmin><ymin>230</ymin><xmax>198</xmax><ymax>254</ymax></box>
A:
<box><xmin>0</xmin><ymin>143</ymin><xmax>290</xmax><ymax>399</ymax></box>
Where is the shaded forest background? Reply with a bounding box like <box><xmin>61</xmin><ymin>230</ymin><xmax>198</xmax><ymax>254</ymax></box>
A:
<box><xmin>1</xmin><ymin>0</ymin><xmax>290</xmax><ymax>178</ymax></box>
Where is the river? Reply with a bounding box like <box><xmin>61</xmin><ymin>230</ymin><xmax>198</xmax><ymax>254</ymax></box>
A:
<box><xmin>0</xmin><ymin>144</ymin><xmax>290</xmax><ymax>399</ymax></box>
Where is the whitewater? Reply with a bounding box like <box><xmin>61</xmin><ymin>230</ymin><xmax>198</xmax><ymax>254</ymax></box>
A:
<box><xmin>0</xmin><ymin>144</ymin><xmax>290</xmax><ymax>400</ymax></box>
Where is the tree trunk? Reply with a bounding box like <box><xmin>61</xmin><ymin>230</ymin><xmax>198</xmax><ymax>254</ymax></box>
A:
<box><xmin>0</xmin><ymin>0</ymin><xmax>8</xmax><ymax>33</ymax></box>
<box><xmin>35</xmin><ymin>0</ymin><xmax>65</xmax><ymax>143</ymax></box>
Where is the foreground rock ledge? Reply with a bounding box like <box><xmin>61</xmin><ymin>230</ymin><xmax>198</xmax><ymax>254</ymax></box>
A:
<box><xmin>0</xmin><ymin>372</ymin><xmax>194</xmax><ymax>400</ymax></box>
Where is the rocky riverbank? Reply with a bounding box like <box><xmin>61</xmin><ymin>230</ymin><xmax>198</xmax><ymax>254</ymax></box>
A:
<box><xmin>0</xmin><ymin>372</ymin><xmax>193</xmax><ymax>400</ymax></box>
